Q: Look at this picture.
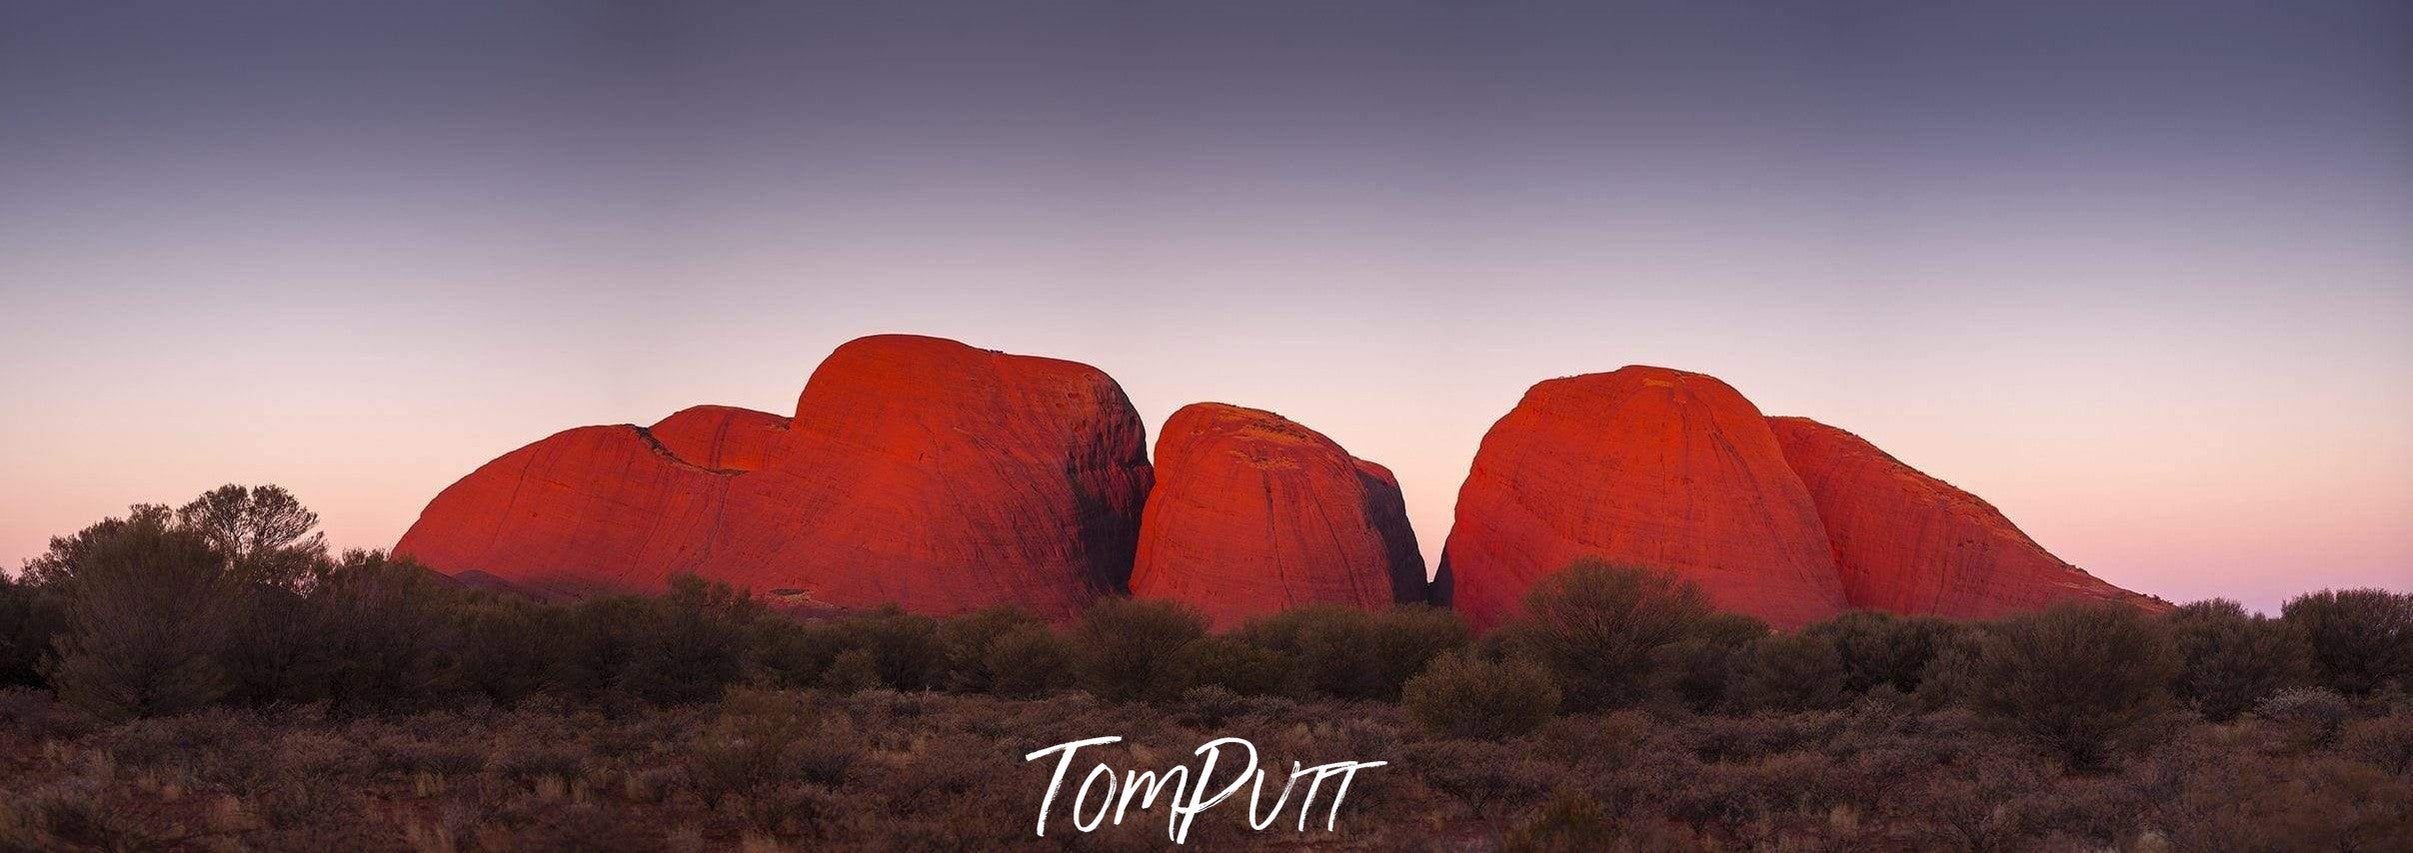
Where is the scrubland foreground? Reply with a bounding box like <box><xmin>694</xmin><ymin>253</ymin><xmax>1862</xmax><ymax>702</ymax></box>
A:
<box><xmin>1</xmin><ymin>487</ymin><xmax>2409</xmax><ymax>851</ymax></box>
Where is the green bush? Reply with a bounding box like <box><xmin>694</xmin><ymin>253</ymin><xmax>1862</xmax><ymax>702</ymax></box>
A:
<box><xmin>1403</xmin><ymin>651</ymin><xmax>1560</xmax><ymax>740</ymax></box>
<box><xmin>1168</xmin><ymin>636</ymin><xmax>1290</xmax><ymax>697</ymax></box>
<box><xmin>1489</xmin><ymin>559</ymin><xmax>1727</xmax><ymax>710</ymax></box>
<box><xmin>983</xmin><ymin>623</ymin><xmax>1076</xmax><ymax>698</ymax></box>
<box><xmin>1965</xmin><ymin>603</ymin><xmax>2180</xmax><ymax>769</ymax></box>
<box><xmin>1805</xmin><ymin>611</ymin><xmax>1964</xmax><ymax>696</ymax></box>
<box><xmin>820</xmin><ymin>606</ymin><xmax>947</xmax><ymax>691</ymax></box>
<box><xmin>2282</xmin><ymin>589</ymin><xmax>2413</xmax><ymax>696</ymax></box>
<box><xmin>1070</xmin><ymin>597</ymin><xmax>1208</xmax><ymax>702</ymax></box>
<box><xmin>2169</xmin><ymin>599</ymin><xmax>2314</xmax><ymax>722</ymax></box>
<box><xmin>1726</xmin><ymin>631</ymin><xmax>1848</xmax><ymax>712</ymax></box>
<box><xmin>1234</xmin><ymin>604</ymin><xmax>1467</xmax><ymax>700</ymax></box>
<box><xmin>936</xmin><ymin>605</ymin><xmax>1048</xmax><ymax>693</ymax></box>
<box><xmin>294</xmin><ymin>551</ymin><xmax>457</xmax><ymax>713</ymax></box>
<box><xmin>43</xmin><ymin>508</ymin><xmax>243</xmax><ymax>719</ymax></box>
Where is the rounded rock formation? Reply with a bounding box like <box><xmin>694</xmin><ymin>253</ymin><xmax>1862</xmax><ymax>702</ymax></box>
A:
<box><xmin>648</xmin><ymin>405</ymin><xmax>787</xmax><ymax>472</ymax></box>
<box><xmin>1768</xmin><ymin>416</ymin><xmax>2165</xmax><ymax>618</ymax></box>
<box><xmin>394</xmin><ymin>334</ymin><xmax>1154</xmax><ymax>620</ymax></box>
<box><xmin>1439</xmin><ymin>366</ymin><xmax>1849</xmax><ymax>630</ymax></box>
<box><xmin>1128</xmin><ymin>403</ymin><xmax>1425</xmax><ymax>629</ymax></box>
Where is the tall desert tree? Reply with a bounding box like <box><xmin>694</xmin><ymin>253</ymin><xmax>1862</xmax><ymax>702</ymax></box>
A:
<box><xmin>176</xmin><ymin>484</ymin><xmax>327</xmax><ymax>590</ymax></box>
<box><xmin>44</xmin><ymin>509</ymin><xmax>243</xmax><ymax>718</ymax></box>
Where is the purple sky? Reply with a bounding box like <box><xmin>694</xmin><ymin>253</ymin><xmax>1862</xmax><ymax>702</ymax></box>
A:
<box><xmin>3</xmin><ymin>2</ymin><xmax>2408</xmax><ymax>612</ymax></box>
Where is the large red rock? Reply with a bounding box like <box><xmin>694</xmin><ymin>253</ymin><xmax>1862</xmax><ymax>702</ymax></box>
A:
<box><xmin>1128</xmin><ymin>404</ymin><xmax>1425</xmax><ymax>629</ymax></box>
<box><xmin>1767</xmin><ymin>416</ymin><xmax>2166</xmax><ymax>618</ymax></box>
<box><xmin>648</xmin><ymin>405</ymin><xmax>786</xmax><ymax>472</ymax></box>
<box><xmin>393</xmin><ymin>335</ymin><xmax>1154</xmax><ymax>620</ymax></box>
<box><xmin>1438</xmin><ymin>366</ymin><xmax>1849</xmax><ymax>630</ymax></box>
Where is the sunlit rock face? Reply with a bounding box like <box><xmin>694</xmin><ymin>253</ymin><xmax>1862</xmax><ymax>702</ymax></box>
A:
<box><xmin>1128</xmin><ymin>403</ymin><xmax>1425</xmax><ymax>630</ymax></box>
<box><xmin>1439</xmin><ymin>366</ymin><xmax>1850</xmax><ymax>631</ymax></box>
<box><xmin>647</xmin><ymin>405</ymin><xmax>786</xmax><ymax>472</ymax></box>
<box><xmin>1767</xmin><ymin>416</ymin><xmax>2166</xmax><ymax>618</ymax></box>
<box><xmin>394</xmin><ymin>334</ymin><xmax>1154</xmax><ymax>620</ymax></box>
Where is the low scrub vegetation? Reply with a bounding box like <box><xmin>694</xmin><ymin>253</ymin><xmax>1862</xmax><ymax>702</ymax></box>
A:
<box><xmin>1</xmin><ymin>487</ymin><xmax>2409</xmax><ymax>849</ymax></box>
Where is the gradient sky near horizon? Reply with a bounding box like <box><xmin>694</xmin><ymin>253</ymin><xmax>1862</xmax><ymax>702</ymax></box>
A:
<box><xmin>3</xmin><ymin>2</ymin><xmax>2408</xmax><ymax>613</ymax></box>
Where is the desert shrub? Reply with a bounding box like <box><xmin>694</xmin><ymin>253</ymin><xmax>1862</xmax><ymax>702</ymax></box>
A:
<box><xmin>292</xmin><ymin>550</ymin><xmax>456</xmax><ymax>713</ymax></box>
<box><xmin>689</xmin><ymin>690</ymin><xmax>861</xmax><ymax>800</ymax></box>
<box><xmin>1659</xmin><ymin>611</ymin><xmax>1769</xmax><ymax>711</ymax></box>
<box><xmin>1803</xmin><ymin>611</ymin><xmax>1964</xmax><ymax>697</ymax></box>
<box><xmin>2159</xmin><ymin>751</ymin><xmax>2413</xmax><ymax>851</ymax></box>
<box><xmin>1168</xmin><ymin>635</ymin><xmax>1290</xmax><ymax>696</ymax></box>
<box><xmin>2340</xmin><ymin>711</ymin><xmax>2413</xmax><ymax>776</ymax></box>
<box><xmin>1899</xmin><ymin>755</ymin><xmax>2051</xmax><ymax>851</ymax></box>
<box><xmin>981</xmin><ymin>623</ymin><xmax>1075</xmax><ymax>698</ymax></box>
<box><xmin>448</xmin><ymin>600</ymin><xmax>554</xmax><ymax>701</ymax></box>
<box><xmin>1234</xmin><ymin>604</ymin><xmax>1467</xmax><ymax>701</ymax></box>
<box><xmin>1490</xmin><ymin>560</ymin><xmax>1730</xmax><ymax>710</ymax></box>
<box><xmin>2282</xmin><ymin>588</ymin><xmax>2413</xmax><ymax>696</ymax></box>
<box><xmin>1965</xmin><ymin>603</ymin><xmax>2180</xmax><ymax>770</ymax></box>
<box><xmin>1405</xmin><ymin>738</ymin><xmax>1559</xmax><ymax>817</ymax></box>
<box><xmin>216</xmin><ymin>583</ymin><xmax>313</xmax><ymax>706</ymax></box>
<box><xmin>2257</xmin><ymin>686</ymin><xmax>2351</xmax><ymax>747</ymax></box>
<box><xmin>43</xmin><ymin>508</ymin><xmax>244</xmax><ymax>718</ymax></box>
<box><xmin>1404</xmin><ymin>651</ymin><xmax>1560</xmax><ymax>739</ymax></box>
<box><xmin>1503</xmin><ymin>789</ymin><xmax>1616</xmax><ymax>852</ymax></box>
<box><xmin>935</xmin><ymin>605</ymin><xmax>1047</xmax><ymax>692</ymax></box>
<box><xmin>820</xmin><ymin>648</ymin><xmax>882</xmax><ymax>693</ymax></box>
<box><xmin>1069</xmin><ymin>597</ymin><xmax>1208</xmax><ymax>701</ymax></box>
<box><xmin>615</xmin><ymin>574</ymin><xmax>763</xmax><ymax>704</ymax></box>
<box><xmin>2168</xmin><ymin>598</ymin><xmax>2314</xmax><ymax>722</ymax></box>
<box><xmin>0</xmin><ymin>574</ymin><xmax>65</xmax><ymax>688</ymax></box>
<box><xmin>1726</xmin><ymin>631</ymin><xmax>1849</xmax><ymax>712</ymax></box>
<box><xmin>819</xmin><ymin>606</ymin><xmax>947</xmax><ymax>692</ymax></box>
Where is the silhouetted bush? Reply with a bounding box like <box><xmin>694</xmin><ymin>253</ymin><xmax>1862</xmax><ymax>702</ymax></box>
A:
<box><xmin>817</xmin><ymin>606</ymin><xmax>946</xmax><ymax>692</ymax></box>
<box><xmin>1069</xmin><ymin>597</ymin><xmax>1208</xmax><ymax>701</ymax></box>
<box><xmin>2169</xmin><ymin>598</ymin><xmax>2314</xmax><ymax>722</ymax></box>
<box><xmin>1489</xmin><ymin>560</ymin><xmax>1727</xmax><ymax>710</ymax></box>
<box><xmin>0</xmin><ymin>575</ymin><xmax>64</xmax><ymax>689</ymax></box>
<box><xmin>1404</xmin><ymin>650</ymin><xmax>1560</xmax><ymax>739</ymax></box>
<box><xmin>2283</xmin><ymin>588</ymin><xmax>2413</xmax><ymax>696</ymax></box>
<box><xmin>1965</xmin><ymin>603</ymin><xmax>2179</xmax><ymax>769</ymax></box>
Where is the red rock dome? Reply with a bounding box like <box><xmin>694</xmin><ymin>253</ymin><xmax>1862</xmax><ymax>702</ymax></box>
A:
<box><xmin>647</xmin><ymin>405</ymin><xmax>786</xmax><ymax>472</ymax></box>
<box><xmin>1768</xmin><ymin>416</ymin><xmax>2165</xmax><ymax>618</ymax></box>
<box><xmin>1438</xmin><ymin>366</ymin><xmax>1849</xmax><ymax>630</ymax></box>
<box><xmin>393</xmin><ymin>334</ymin><xmax>1153</xmax><ymax>620</ymax></box>
<box><xmin>1128</xmin><ymin>403</ymin><xmax>1425</xmax><ymax>629</ymax></box>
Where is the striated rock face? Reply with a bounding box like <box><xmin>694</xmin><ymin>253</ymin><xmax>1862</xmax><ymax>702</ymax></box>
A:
<box><xmin>1439</xmin><ymin>366</ymin><xmax>1849</xmax><ymax>630</ymax></box>
<box><xmin>393</xmin><ymin>334</ymin><xmax>1154</xmax><ymax>620</ymax></box>
<box><xmin>1128</xmin><ymin>404</ymin><xmax>1424</xmax><ymax>629</ymax></box>
<box><xmin>648</xmin><ymin>405</ymin><xmax>786</xmax><ymax>472</ymax></box>
<box><xmin>1768</xmin><ymin>416</ymin><xmax>2165</xmax><ymax>618</ymax></box>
